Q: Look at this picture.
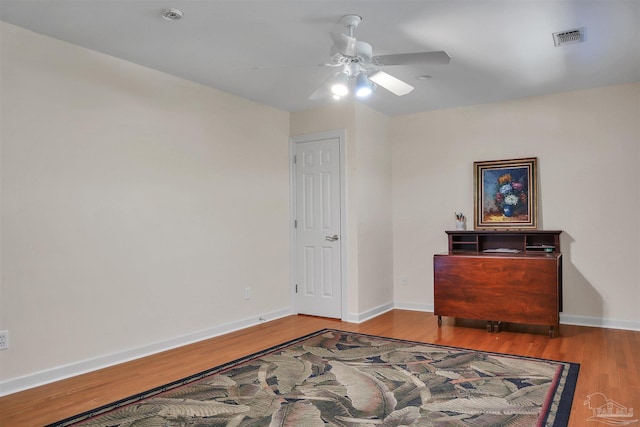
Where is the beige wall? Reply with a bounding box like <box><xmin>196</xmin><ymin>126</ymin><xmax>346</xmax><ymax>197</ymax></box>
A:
<box><xmin>1</xmin><ymin>19</ymin><xmax>638</xmax><ymax>396</ymax></box>
<box><xmin>391</xmin><ymin>83</ymin><xmax>640</xmax><ymax>327</ymax></box>
<box><xmin>354</xmin><ymin>105</ymin><xmax>393</xmax><ymax>315</ymax></box>
<box><xmin>0</xmin><ymin>23</ymin><xmax>291</xmax><ymax>391</ymax></box>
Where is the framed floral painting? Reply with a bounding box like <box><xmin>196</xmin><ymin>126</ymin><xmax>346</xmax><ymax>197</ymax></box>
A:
<box><xmin>474</xmin><ymin>157</ymin><xmax>538</xmax><ymax>229</ymax></box>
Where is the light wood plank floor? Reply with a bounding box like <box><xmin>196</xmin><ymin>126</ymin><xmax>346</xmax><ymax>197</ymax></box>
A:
<box><xmin>1</xmin><ymin>310</ymin><xmax>639</xmax><ymax>426</ymax></box>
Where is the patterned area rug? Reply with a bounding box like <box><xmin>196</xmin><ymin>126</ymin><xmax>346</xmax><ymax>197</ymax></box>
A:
<box><xmin>48</xmin><ymin>329</ymin><xmax>579</xmax><ymax>427</ymax></box>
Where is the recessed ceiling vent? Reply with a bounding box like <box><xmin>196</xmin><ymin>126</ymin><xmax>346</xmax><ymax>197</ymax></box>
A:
<box><xmin>161</xmin><ymin>8</ymin><xmax>183</xmax><ymax>21</ymax></box>
<box><xmin>553</xmin><ymin>28</ymin><xmax>585</xmax><ymax>47</ymax></box>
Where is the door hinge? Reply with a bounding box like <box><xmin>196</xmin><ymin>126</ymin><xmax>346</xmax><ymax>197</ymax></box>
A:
<box><xmin>293</xmin><ymin>155</ymin><xmax>297</xmax><ymax>164</ymax></box>
<box><xmin>294</xmin><ymin>219</ymin><xmax>297</xmax><ymax>229</ymax></box>
<box><xmin>295</xmin><ymin>284</ymin><xmax>298</xmax><ymax>293</ymax></box>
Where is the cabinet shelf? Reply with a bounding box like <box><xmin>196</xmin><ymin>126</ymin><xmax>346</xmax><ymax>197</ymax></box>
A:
<box><xmin>446</xmin><ymin>230</ymin><xmax>561</xmax><ymax>254</ymax></box>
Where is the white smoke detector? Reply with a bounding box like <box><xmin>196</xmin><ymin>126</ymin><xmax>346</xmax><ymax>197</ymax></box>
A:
<box><xmin>161</xmin><ymin>8</ymin><xmax>183</xmax><ymax>21</ymax></box>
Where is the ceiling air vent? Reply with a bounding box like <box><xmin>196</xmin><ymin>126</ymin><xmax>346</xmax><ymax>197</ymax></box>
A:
<box><xmin>553</xmin><ymin>28</ymin><xmax>585</xmax><ymax>47</ymax></box>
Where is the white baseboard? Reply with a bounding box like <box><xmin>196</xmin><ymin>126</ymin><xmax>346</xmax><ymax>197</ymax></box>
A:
<box><xmin>0</xmin><ymin>307</ymin><xmax>294</xmax><ymax>397</ymax></box>
<box><xmin>560</xmin><ymin>314</ymin><xmax>640</xmax><ymax>331</ymax></box>
<box><xmin>346</xmin><ymin>302</ymin><xmax>395</xmax><ymax>323</ymax></box>
<box><xmin>394</xmin><ymin>301</ymin><xmax>434</xmax><ymax>312</ymax></box>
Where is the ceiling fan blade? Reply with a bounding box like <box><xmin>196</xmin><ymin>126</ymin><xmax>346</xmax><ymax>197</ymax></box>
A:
<box><xmin>372</xmin><ymin>51</ymin><xmax>451</xmax><ymax>66</ymax></box>
<box><xmin>330</xmin><ymin>32</ymin><xmax>357</xmax><ymax>57</ymax></box>
<box><xmin>308</xmin><ymin>72</ymin><xmax>339</xmax><ymax>100</ymax></box>
<box><xmin>309</xmin><ymin>85</ymin><xmax>331</xmax><ymax>100</ymax></box>
<box><xmin>369</xmin><ymin>71</ymin><xmax>414</xmax><ymax>96</ymax></box>
<box><xmin>251</xmin><ymin>62</ymin><xmax>340</xmax><ymax>71</ymax></box>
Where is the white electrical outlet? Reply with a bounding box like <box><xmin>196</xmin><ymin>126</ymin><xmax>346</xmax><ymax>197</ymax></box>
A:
<box><xmin>244</xmin><ymin>287</ymin><xmax>251</xmax><ymax>300</ymax></box>
<box><xmin>0</xmin><ymin>331</ymin><xmax>8</xmax><ymax>351</ymax></box>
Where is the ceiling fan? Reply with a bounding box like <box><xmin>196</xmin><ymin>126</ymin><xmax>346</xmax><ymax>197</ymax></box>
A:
<box><xmin>310</xmin><ymin>15</ymin><xmax>451</xmax><ymax>100</ymax></box>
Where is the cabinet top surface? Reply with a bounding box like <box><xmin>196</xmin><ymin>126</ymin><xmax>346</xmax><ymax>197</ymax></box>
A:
<box><xmin>445</xmin><ymin>230</ymin><xmax>562</xmax><ymax>235</ymax></box>
<box><xmin>435</xmin><ymin>252</ymin><xmax>562</xmax><ymax>259</ymax></box>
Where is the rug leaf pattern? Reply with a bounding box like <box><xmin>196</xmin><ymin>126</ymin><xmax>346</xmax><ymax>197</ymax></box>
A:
<box><xmin>53</xmin><ymin>330</ymin><xmax>577</xmax><ymax>427</ymax></box>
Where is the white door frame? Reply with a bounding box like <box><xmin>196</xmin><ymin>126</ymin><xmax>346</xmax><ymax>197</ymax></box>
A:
<box><xmin>289</xmin><ymin>130</ymin><xmax>347</xmax><ymax>320</ymax></box>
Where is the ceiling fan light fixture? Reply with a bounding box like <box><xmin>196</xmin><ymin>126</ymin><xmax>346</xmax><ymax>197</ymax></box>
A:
<box><xmin>330</xmin><ymin>72</ymin><xmax>350</xmax><ymax>97</ymax></box>
<box><xmin>355</xmin><ymin>73</ymin><xmax>372</xmax><ymax>97</ymax></box>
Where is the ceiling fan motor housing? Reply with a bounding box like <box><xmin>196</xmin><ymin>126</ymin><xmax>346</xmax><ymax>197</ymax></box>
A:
<box><xmin>330</xmin><ymin>40</ymin><xmax>373</xmax><ymax>67</ymax></box>
<box><xmin>355</xmin><ymin>41</ymin><xmax>372</xmax><ymax>61</ymax></box>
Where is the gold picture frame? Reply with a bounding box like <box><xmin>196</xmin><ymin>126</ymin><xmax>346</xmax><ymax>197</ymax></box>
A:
<box><xmin>474</xmin><ymin>157</ymin><xmax>538</xmax><ymax>229</ymax></box>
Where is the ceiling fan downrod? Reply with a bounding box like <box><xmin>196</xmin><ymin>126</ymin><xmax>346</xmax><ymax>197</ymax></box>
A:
<box><xmin>341</xmin><ymin>14</ymin><xmax>362</xmax><ymax>38</ymax></box>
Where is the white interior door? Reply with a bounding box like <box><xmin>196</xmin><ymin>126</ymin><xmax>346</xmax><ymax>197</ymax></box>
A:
<box><xmin>293</xmin><ymin>136</ymin><xmax>342</xmax><ymax>318</ymax></box>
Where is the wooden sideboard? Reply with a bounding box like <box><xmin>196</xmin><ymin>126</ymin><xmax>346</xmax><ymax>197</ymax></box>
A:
<box><xmin>433</xmin><ymin>230</ymin><xmax>563</xmax><ymax>337</ymax></box>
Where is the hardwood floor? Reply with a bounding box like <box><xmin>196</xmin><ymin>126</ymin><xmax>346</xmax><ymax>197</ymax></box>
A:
<box><xmin>1</xmin><ymin>310</ymin><xmax>639</xmax><ymax>426</ymax></box>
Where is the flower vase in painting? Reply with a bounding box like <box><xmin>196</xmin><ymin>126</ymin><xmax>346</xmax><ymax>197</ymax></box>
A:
<box><xmin>482</xmin><ymin>169</ymin><xmax>530</xmax><ymax>223</ymax></box>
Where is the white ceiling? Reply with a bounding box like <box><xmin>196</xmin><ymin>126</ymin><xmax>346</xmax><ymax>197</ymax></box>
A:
<box><xmin>1</xmin><ymin>1</ymin><xmax>639</xmax><ymax>116</ymax></box>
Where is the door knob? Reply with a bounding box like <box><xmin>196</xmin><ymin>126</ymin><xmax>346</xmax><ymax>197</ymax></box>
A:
<box><xmin>325</xmin><ymin>235</ymin><xmax>339</xmax><ymax>242</ymax></box>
